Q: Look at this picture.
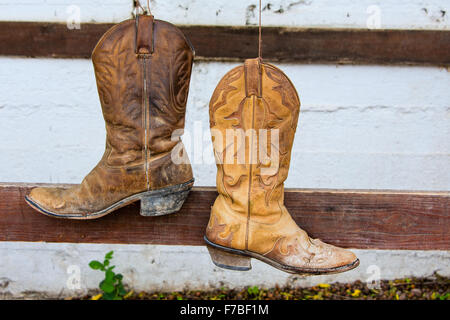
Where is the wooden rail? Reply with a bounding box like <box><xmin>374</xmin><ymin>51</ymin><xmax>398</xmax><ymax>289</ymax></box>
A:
<box><xmin>0</xmin><ymin>183</ymin><xmax>448</xmax><ymax>250</ymax></box>
<box><xmin>0</xmin><ymin>22</ymin><xmax>449</xmax><ymax>65</ymax></box>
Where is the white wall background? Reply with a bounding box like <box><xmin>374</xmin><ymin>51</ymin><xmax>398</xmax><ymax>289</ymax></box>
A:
<box><xmin>0</xmin><ymin>0</ymin><xmax>449</xmax><ymax>29</ymax></box>
<box><xmin>0</xmin><ymin>1</ymin><xmax>449</xmax><ymax>297</ymax></box>
<box><xmin>0</xmin><ymin>58</ymin><xmax>449</xmax><ymax>190</ymax></box>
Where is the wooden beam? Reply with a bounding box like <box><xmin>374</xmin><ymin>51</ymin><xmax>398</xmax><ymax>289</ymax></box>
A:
<box><xmin>0</xmin><ymin>21</ymin><xmax>449</xmax><ymax>65</ymax></box>
<box><xmin>0</xmin><ymin>183</ymin><xmax>448</xmax><ymax>250</ymax></box>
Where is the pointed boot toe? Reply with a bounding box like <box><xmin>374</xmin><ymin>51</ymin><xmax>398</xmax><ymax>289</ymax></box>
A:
<box><xmin>331</xmin><ymin>245</ymin><xmax>359</xmax><ymax>270</ymax></box>
<box><xmin>308</xmin><ymin>238</ymin><xmax>360</xmax><ymax>272</ymax></box>
<box><xmin>26</xmin><ymin>187</ymin><xmax>68</xmax><ymax>216</ymax></box>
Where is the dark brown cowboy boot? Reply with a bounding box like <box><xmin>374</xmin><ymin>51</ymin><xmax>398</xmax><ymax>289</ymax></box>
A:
<box><xmin>25</xmin><ymin>13</ymin><xmax>195</xmax><ymax>219</ymax></box>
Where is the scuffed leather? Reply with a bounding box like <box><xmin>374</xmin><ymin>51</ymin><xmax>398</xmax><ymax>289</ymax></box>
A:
<box><xmin>27</xmin><ymin>16</ymin><xmax>194</xmax><ymax>216</ymax></box>
<box><xmin>206</xmin><ymin>58</ymin><xmax>358</xmax><ymax>271</ymax></box>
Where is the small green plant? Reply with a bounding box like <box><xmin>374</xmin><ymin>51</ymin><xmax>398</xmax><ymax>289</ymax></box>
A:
<box><xmin>247</xmin><ymin>286</ymin><xmax>260</xmax><ymax>297</ymax></box>
<box><xmin>89</xmin><ymin>251</ymin><xmax>127</xmax><ymax>300</ymax></box>
<box><xmin>431</xmin><ymin>292</ymin><xmax>450</xmax><ymax>300</ymax></box>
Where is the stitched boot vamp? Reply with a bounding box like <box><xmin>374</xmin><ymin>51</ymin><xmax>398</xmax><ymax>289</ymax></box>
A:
<box><xmin>27</xmin><ymin>161</ymin><xmax>147</xmax><ymax>216</ymax></box>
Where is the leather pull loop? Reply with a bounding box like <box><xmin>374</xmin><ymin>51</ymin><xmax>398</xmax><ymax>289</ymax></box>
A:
<box><xmin>135</xmin><ymin>14</ymin><xmax>154</xmax><ymax>55</ymax></box>
<box><xmin>244</xmin><ymin>58</ymin><xmax>262</xmax><ymax>98</ymax></box>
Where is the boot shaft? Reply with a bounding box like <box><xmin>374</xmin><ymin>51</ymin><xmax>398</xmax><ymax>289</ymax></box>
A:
<box><xmin>209</xmin><ymin>58</ymin><xmax>300</xmax><ymax>219</ymax></box>
<box><xmin>91</xmin><ymin>15</ymin><xmax>194</xmax><ymax>190</ymax></box>
<box><xmin>92</xmin><ymin>15</ymin><xmax>194</xmax><ymax>167</ymax></box>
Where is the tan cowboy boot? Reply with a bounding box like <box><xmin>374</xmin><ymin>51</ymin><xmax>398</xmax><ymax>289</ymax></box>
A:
<box><xmin>205</xmin><ymin>58</ymin><xmax>359</xmax><ymax>274</ymax></box>
<box><xmin>25</xmin><ymin>13</ymin><xmax>194</xmax><ymax>219</ymax></box>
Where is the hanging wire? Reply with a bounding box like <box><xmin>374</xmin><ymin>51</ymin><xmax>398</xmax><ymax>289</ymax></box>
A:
<box><xmin>147</xmin><ymin>0</ymin><xmax>152</xmax><ymax>15</ymax></box>
<box><xmin>135</xmin><ymin>0</ymin><xmax>152</xmax><ymax>16</ymax></box>
<box><xmin>258</xmin><ymin>0</ymin><xmax>262</xmax><ymax>60</ymax></box>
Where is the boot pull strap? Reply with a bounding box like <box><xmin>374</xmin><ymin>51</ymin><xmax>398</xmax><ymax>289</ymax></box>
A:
<box><xmin>135</xmin><ymin>0</ymin><xmax>154</xmax><ymax>55</ymax></box>
<box><xmin>135</xmin><ymin>14</ymin><xmax>154</xmax><ymax>55</ymax></box>
<box><xmin>244</xmin><ymin>0</ymin><xmax>263</xmax><ymax>97</ymax></box>
<box><xmin>244</xmin><ymin>58</ymin><xmax>262</xmax><ymax>98</ymax></box>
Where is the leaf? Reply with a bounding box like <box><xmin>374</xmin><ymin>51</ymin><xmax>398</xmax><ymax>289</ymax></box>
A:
<box><xmin>119</xmin><ymin>287</ymin><xmax>127</xmax><ymax>296</ymax></box>
<box><xmin>89</xmin><ymin>260</ymin><xmax>103</xmax><ymax>270</ymax></box>
<box><xmin>351</xmin><ymin>289</ymin><xmax>361</xmax><ymax>297</ymax></box>
<box><xmin>91</xmin><ymin>294</ymin><xmax>103</xmax><ymax>300</ymax></box>
<box><xmin>100</xmin><ymin>281</ymin><xmax>115</xmax><ymax>294</ymax></box>
<box><xmin>114</xmin><ymin>273</ymin><xmax>123</xmax><ymax>281</ymax></box>
<box><xmin>105</xmin><ymin>269</ymin><xmax>115</xmax><ymax>282</ymax></box>
<box><xmin>102</xmin><ymin>292</ymin><xmax>116</xmax><ymax>300</ymax></box>
<box><xmin>318</xmin><ymin>283</ymin><xmax>330</xmax><ymax>288</ymax></box>
<box><xmin>105</xmin><ymin>251</ymin><xmax>114</xmax><ymax>260</ymax></box>
<box><xmin>103</xmin><ymin>260</ymin><xmax>110</xmax><ymax>267</ymax></box>
<box><xmin>123</xmin><ymin>290</ymin><xmax>134</xmax><ymax>299</ymax></box>
<box><xmin>247</xmin><ymin>286</ymin><xmax>260</xmax><ymax>296</ymax></box>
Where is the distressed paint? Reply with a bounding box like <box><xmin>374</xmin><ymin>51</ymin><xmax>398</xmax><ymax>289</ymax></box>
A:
<box><xmin>0</xmin><ymin>0</ymin><xmax>448</xmax><ymax>30</ymax></box>
<box><xmin>0</xmin><ymin>58</ymin><xmax>448</xmax><ymax>190</ymax></box>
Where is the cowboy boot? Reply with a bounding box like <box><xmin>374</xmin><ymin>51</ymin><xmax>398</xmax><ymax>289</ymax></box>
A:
<box><xmin>205</xmin><ymin>58</ymin><xmax>359</xmax><ymax>274</ymax></box>
<box><xmin>25</xmin><ymin>13</ymin><xmax>194</xmax><ymax>219</ymax></box>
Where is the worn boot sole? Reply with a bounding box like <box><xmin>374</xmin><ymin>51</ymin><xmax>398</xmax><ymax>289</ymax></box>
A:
<box><xmin>25</xmin><ymin>179</ymin><xmax>194</xmax><ymax>220</ymax></box>
<box><xmin>205</xmin><ymin>236</ymin><xmax>360</xmax><ymax>275</ymax></box>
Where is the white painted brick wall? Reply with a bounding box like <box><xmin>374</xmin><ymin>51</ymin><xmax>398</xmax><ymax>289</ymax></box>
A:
<box><xmin>0</xmin><ymin>0</ymin><xmax>448</xmax><ymax>29</ymax></box>
<box><xmin>0</xmin><ymin>0</ymin><xmax>132</xmax><ymax>23</ymax></box>
<box><xmin>0</xmin><ymin>58</ymin><xmax>449</xmax><ymax>190</ymax></box>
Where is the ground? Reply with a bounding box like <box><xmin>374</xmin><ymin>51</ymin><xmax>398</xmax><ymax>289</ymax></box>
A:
<box><xmin>82</xmin><ymin>273</ymin><xmax>449</xmax><ymax>300</ymax></box>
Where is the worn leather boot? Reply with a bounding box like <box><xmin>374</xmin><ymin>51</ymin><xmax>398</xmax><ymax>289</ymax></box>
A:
<box><xmin>205</xmin><ymin>58</ymin><xmax>359</xmax><ymax>274</ymax></box>
<box><xmin>25</xmin><ymin>13</ymin><xmax>194</xmax><ymax>219</ymax></box>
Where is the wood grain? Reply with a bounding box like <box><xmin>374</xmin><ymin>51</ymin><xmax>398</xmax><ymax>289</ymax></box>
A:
<box><xmin>0</xmin><ymin>183</ymin><xmax>448</xmax><ymax>250</ymax></box>
<box><xmin>0</xmin><ymin>21</ymin><xmax>449</xmax><ymax>65</ymax></box>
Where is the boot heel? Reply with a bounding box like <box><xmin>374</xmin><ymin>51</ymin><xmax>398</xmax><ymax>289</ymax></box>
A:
<box><xmin>207</xmin><ymin>246</ymin><xmax>252</xmax><ymax>271</ymax></box>
<box><xmin>139</xmin><ymin>180</ymin><xmax>193</xmax><ymax>217</ymax></box>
